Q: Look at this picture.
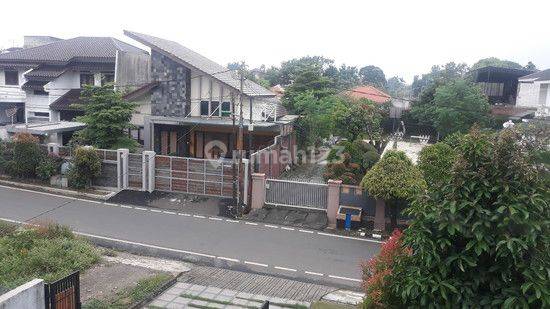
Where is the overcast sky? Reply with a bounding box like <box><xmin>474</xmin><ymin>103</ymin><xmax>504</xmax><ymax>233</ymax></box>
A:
<box><xmin>1</xmin><ymin>0</ymin><xmax>548</xmax><ymax>83</ymax></box>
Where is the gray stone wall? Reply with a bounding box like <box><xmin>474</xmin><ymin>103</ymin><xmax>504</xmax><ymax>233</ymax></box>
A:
<box><xmin>150</xmin><ymin>50</ymin><xmax>191</xmax><ymax>117</ymax></box>
<box><xmin>92</xmin><ymin>162</ymin><xmax>117</xmax><ymax>188</ymax></box>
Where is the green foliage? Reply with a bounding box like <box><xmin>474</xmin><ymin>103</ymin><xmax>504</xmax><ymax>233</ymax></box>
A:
<box><xmin>0</xmin><ymin>223</ymin><xmax>99</xmax><ymax>289</ymax></box>
<box><xmin>68</xmin><ymin>147</ymin><xmax>102</xmax><ymax>189</ymax></box>
<box><xmin>359</xmin><ymin>65</ymin><xmax>387</xmax><ymax>89</ymax></box>
<box><xmin>324</xmin><ymin>140</ymin><xmax>379</xmax><ymax>185</ymax></box>
<box><xmin>283</xmin><ymin>66</ymin><xmax>336</xmax><ymax>112</ymax></box>
<box><xmin>382</xmin><ymin>129</ymin><xmax>550</xmax><ymax>307</ymax></box>
<box><xmin>72</xmin><ymin>85</ymin><xmax>138</xmax><ymax>150</ymax></box>
<box><xmin>361</xmin><ymin>151</ymin><xmax>426</xmax><ymax>201</ymax></box>
<box><xmin>417</xmin><ymin>142</ymin><xmax>456</xmax><ymax>188</ymax></box>
<box><xmin>386</xmin><ymin>76</ymin><xmax>408</xmax><ymax>97</ymax></box>
<box><xmin>333</xmin><ymin>99</ymin><xmax>388</xmax><ymax>142</ymax></box>
<box><xmin>36</xmin><ymin>155</ymin><xmax>63</xmax><ymax>181</ymax></box>
<box><xmin>471</xmin><ymin>57</ymin><xmax>523</xmax><ymax>70</ymax></box>
<box><xmin>411</xmin><ymin>79</ymin><xmax>490</xmax><ymax>136</ymax></box>
<box><xmin>411</xmin><ymin>62</ymin><xmax>468</xmax><ymax>98</ymax></box>
<box><xmin>7</xmin><ymin>133</ymin><xmax>44</xmax><ymax>178</ymax></box>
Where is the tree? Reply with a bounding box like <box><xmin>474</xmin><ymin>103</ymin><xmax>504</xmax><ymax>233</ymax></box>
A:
<box><xmin>6</xmin><ymin>133</ymin><xmax>44</xmax><ymax>178</ymax></box>
<box><xmin>524</xmin><ymin>61</ymin><xmax>537</xmax><ymax>71</ymax></box>
<box><xmin>381</xmin><ymin>128</ymin><xmax>550</xmax><ymax>307</ymax></box>
<box><xmin>417</xmin><ymin>142</ymin><xmax>456</xmax><ymax>188</ymax></box>
<box><xmin>324</xmin><ymin>140</ymin><xmax>379</xmax><ymax>185</ymax></box>
<box><xmin>359</xmin><ymin>65</ymin><xmax>387</xmax><ymax>89</ymax></box>
<box><xmin>471</xmin><ymin>57</ymin><xmax>523</xmax><ymax>70</ymax></box>
<box><xmin>333</xmin><ymin>99</ymin><xmax>387</xmax><ymax>143</ymax></box>
<box><xmin>68</xmin><ymin>146</ymin><xmax>101</xmax><ymax>189</ymax></box>
<box><xmin>411</xmin><ymin>62</ymin><xmax>469</xmax><ymax>98</ymax></box>
<box><xmin>283</xmin><ymin>66</ymin><xmax>336</xmax><ymax>113</ymax></box>
<box><xmin>361</xmin><ymin>151</ymin><xmax>426</xmax><ymax>229</ymax></box>
<box><xmin>386</xmin><ymin>76</ymin><xmax>408</xmax><ymax>97</ymax></box>
<box><xmin>335</xmin><ymin>64</ymin><xmax>360</xmax><ymax>90</ymax></box>
<box><xmin>71</xmin><ymin>85</ymin><xmax>138</xmax><ymax>150</ymax></box>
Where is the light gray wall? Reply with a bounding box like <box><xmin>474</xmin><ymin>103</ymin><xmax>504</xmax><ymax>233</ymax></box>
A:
<box><xmin>0</xmin><ymin>279</ymin><xmax>45</xmax><ymax>309</ymax></box>
<box><xmin>115</xmin><ymin>51</ymin><xmax>151</xmax><ymax>90</ymax></box>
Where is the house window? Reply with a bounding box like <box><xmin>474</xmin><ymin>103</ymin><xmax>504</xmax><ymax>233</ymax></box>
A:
<box><xmin>34</xmin><ymin>112</ymin><xmax>50</xmax><ymax>118</ymax></box>
<box><xmin>200</xmin><ymin>101</ymin><xmax>209</xmax><ymax>116</ymax></box>
<box><xmin>101</xmin><ymin>73</ymin><xmax>114</xmax><ymax>86</ymax></box>
<box><xmin>33</xmin><ymin>89</ymin><xmax>48</xmax><ymax>96</ymax></box>
<box><xmin>210</xmin><ymin>101</ymin><xmax>220</xmax><ymax>116</ymax></box>
<box><xmin>221</xmin><ymin>102</ymin><xmax>231</xmax><ymax>117</ymax></box>
<box><xmin>4</xmin><ymin>70</ymin><xmax>18</xmax><ymax>85</ymax></box>
<box><xmin>80</xmin><ymin>73</ymin><xmax>95</xmax><ymax>87</ymax></box>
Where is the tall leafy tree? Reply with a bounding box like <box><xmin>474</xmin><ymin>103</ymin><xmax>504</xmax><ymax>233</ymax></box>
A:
<box><xmin>361</xmin><ymin>151</ymin><xmax>426</xmax><ymax>229</ymax></box>
<box><xmin>72</xmin><ymin>85</ymin><xmax>138</xmax><ymax>150</ymax></box>
<box><xmin>381</xmin><ymin>128</ymin><xmax>550</xmax><ymax>307</ymax></box>
<box><xmin>471</xmin><ymin>57</ymin><xmax>523</xmax><ymax>70</ymax></box>
<box><xmin>386</xmin><ymin>76</ymin><xmax>408</xmax><ymax>97</ymax></box>
<box><xmin>336</xmin><ymin>64</ymin><xmax>360</xmax><ymax>90</ymax></box>
<box><xmin>283</xmin><ymin>66</ymin><xmax>336</xmax><ymax>112</ymax></box>
<box><xmin>333</xmin><ymin>99</ymin><xmax>387</xmax><ymax>143</ymax></box>
<box><xmin>359</xmin><ymin>65</ymin><xmax>387</xmax><ymax>89</ymax></box>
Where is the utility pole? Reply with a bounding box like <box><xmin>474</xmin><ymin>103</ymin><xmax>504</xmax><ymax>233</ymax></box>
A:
<box><xmin>237</xmin><ymin>69</ymin><xmax>245</xmax><ymax>215</ymax></box>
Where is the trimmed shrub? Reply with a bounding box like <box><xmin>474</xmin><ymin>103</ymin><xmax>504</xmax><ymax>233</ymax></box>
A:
<box><xmin>68</xmin><ymin>147</ymin><xmax>101</xmax><ymax>189</ymax></box>
<box><xmin>7</xmin><ymin>133</ymin><xmax>44</xmax><ymax>178</ymax></box>
<box><xmin>324</xmin><ymin>140</ymin><xmax>380</xmax><ymax>185</ymax></box>
<box><xmin>36</xmin><ymin>154</ymin><xmax>63</xmax><ymax>181</ymax></box>
<box><xmin>417</xmin><ymin>142</ymin><xmax>456</xmax><ymax>188</ymax></box>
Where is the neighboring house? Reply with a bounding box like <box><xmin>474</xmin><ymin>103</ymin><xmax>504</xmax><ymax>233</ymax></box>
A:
<box><xmin>471</xmin><ymin>66</ymin><xmax>534</xmax><ymax>105</ymax></box>
<box><xmin>123</xmin><ymin>30</ymin><xmax>296</xmax><ymax>158</ymax></box>
<box><xmin>516</xmin><ymin>68</ymin><xmax>550</xmax><ymax>118</ymax></box>
<box><xmin>342</xmin><ymin>85</ymin><xmax>410</xmax><ymax>118</ymax></box>
<box><xmin>0</xmin><ymin>36</ymin><xmax>148</xmax><ymax>144</ymax></box>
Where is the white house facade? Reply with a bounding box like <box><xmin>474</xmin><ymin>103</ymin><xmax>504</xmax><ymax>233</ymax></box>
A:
<box><xmin>516</xmin><ymin>69</ymin><xmax>550</xmax><ymax>118</ymax></box>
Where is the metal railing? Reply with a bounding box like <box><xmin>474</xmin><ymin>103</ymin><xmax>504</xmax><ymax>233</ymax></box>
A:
<box><xmin>265</xmin><ymin>178</ymin><xmax>328</xmax><ymax>210</ymax></box>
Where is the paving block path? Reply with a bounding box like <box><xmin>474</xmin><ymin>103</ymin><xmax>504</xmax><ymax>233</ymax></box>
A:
<box><xmin>147</xmin><ymin>283</ymin><xmax>310</xmax><ymax>308</ymax></box>
<box><xmin>177</xmin><ymin>266</ymin><xmax>337</xmax><ymax>302</ymax></box>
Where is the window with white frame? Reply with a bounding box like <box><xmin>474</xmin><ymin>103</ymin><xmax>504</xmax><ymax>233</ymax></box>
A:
<box><xmin>4</xmin><ymin>70</ymin><xmax>19</xmax><ymax>85</ymax></box>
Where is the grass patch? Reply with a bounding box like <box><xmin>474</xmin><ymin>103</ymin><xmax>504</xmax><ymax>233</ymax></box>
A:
<box><xmin>0</xmin><ymin>222</ymin><xmax>100</xmax><ymax>289</ymax></box>
<box><xmin>84</xmin><ymin>273</ymin><xmax>173</xmax><ymax>308</ymax></box>
<box><xmin>310</xmin><ymin>301</ymin><xmax>358</xmax><ymax>309</ymax></box>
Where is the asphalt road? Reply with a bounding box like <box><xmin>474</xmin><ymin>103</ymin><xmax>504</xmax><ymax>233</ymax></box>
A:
<box><xmin>0</xmin><ymin>185</ymin><xmax>381</xmax><ymax>288</ymax></box>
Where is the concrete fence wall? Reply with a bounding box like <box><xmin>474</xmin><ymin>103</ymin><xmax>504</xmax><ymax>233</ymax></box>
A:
<box><xmin>0</xmin><ymin>279</ymin><xmax>45</xmax><ymax>309</ymax></box>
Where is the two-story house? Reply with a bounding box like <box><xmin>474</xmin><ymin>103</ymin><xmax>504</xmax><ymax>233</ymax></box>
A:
<box><xmin>516</xmin><ymin>69</ymin><xmax>550</xmax><ymax>118</ymax></box>
<box><xmin>123</xmin><ymin>30</ymin><xmax>296</xmax><ymax>159</ymax></box>
<box><xmin>0</xmin><ymin>36</ymin><xmax>147</xmax><ymax>143</ymax></box>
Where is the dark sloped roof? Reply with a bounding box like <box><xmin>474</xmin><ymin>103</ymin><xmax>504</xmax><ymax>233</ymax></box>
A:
<box><xmin>22</xmin><ymin>80</ymin><xmax>48</xmax><ymax>91</ymax></box>
<box><xmin>122</xmin><ymin>82</ymin><xmax>159</xmax><ymax>101</ymax></box>
<box><xmin>124</xmin><ymin>30</ymin><xmax>274</xmax><ymax>97</ymax></box>
<box><xmin>24</xmin><ymin>67</ymin><xmax>67</xmax><ymax>81</ymax></box>
<box><xmin>50</xmin><ymin>89</ymin><xmax>82</xmax><ymax>111</ymax></box>
<box><xmin>0</xmin><ymin>37</ymin><xmax>146</xmax><ymax>64</ymax></box>
<box><xmin>519</xmin><ymin>69</ymin><xmax>550</xmax><ymax>82</ymax></box>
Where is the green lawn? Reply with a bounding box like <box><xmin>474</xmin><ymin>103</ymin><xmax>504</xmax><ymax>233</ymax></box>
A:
<box><xmin>0</xmin><ymin>221</ymin><xmax>100</xmax><ymax>289</ymax></box>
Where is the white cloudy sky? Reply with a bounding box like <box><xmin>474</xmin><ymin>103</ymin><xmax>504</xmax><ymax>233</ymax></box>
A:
<box><xmin>1</xmin><ymin>0</ymin><xmax>548</xmax><ymax>83</ymax></box>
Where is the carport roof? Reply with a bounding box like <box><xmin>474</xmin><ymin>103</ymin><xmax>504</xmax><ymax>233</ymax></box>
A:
<box><xmin>5</xmin><ymin>121</ymin><xmax>85</xmax><ymax>135</ymax></box>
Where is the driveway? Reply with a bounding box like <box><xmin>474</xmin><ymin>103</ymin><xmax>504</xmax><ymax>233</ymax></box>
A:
<box><xmin>0</xmin><ymin>185</ymin><xmax>381</xmax><ymax>288</ymax></box>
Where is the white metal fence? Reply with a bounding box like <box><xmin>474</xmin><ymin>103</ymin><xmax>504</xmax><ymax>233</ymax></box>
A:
<box><xmin>265</xmin><ymin>179</ymin><xmax>328</xmax><ymax>211</ymax></box>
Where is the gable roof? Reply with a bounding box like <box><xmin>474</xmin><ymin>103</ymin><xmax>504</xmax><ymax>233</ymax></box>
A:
<box><xmin>0</xmin><ymin>37</ymin><xmax>146</xmax><ymax>65</ymax></box>
<box><xmin>519</xmin><ymin>69</ymin><xmax>550</xmax><ymax>82</ymax></box>
<box><xmin>342</xmin><ymin>85</ymin><xmax>391</xmax><ymax>104</ymax></box>
<box><xmin>124</xmin><ymin>30</ymin><xmax>274</xmax><ymax>97</ymax></box>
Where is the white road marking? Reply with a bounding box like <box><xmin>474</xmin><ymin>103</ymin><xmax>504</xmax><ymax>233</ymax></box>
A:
<box><xmin>209</xmin><ymin>217</ymin><xmax>223</xmax><ymax>221</ymax></box>
<box><xmin>163</xmin><ymin>211</ymin><xmax>177</xmax><ymax>215</ymax></box>
<box><xmin>244</xmin><ymin>261</ymin><xmax>268</xmax><ymax>267</ymax></box>
<box><xmin>179</xmin><ymin>213</ymin><xmax>191</xmax><ymax>217</ymax></box>
<box><xmin>150</xmin><ymin>209</ymin><xmax>162</xmax><ymax>213</ymax></box>
<box><xmin>317</xmin><ymin>232</ymin><xmax>384</xmax><ymax>244</ymax></box>
<box><xmin>298</xmin><ymin>229</ymin><xmax>314</xmax><ymax>234</ymax></box>
<box><xmin>193</xmin><ymin>215</ymin><xmax>206</xmax><ymax>219</ymax></box>
<box><xmin>217</xmin><ymin>256</ymin><xmax>239</xmax><ymax>263</ymax></box>
<box><xmin>264</xmin><ymin>224</ymin><xmax>279</xmax><ymax>228</ymax></box>
<box><xmin>103</xmin><ymin>202</ymin><xmax>119</xmax><ymax>207</ymax></box>
<box><xmin>225</xmin><ymin>219</ymin><xmax>239</xmax><ymax>223</ymax></box>
<box><xmin>280</xmin><ymin>227</ymin><xmax>295</xmax><ymax>231</ymax></box>
<box><xmin>274</xmin><ymin>266</ymin><xmax>297</xmax><ymax>272</ymax></box>
<box><xmin>245</xmin><ymin>222</ymin><xmax>258</xmax><ymax>226</ymax></box>
<box><xmin>120</xmin><ymin>205</ymin><xmax>133</xmax><ymax>209</ymax></box>
<box><xmin>74</xmin><ymin>198</ymin><xmax>103</xmax><ymax>204</ymax></box>
<box><xmin>305</xmin><ymin>271</ymin><xmax>324</xmax><ymax>276</ymax></box>
<box><xmin>328</xmin><ymin>275</ymin><xmax>362</xmax><ymax>282</ymax></box>
<box><xmin>135</xmin><ymin>207</ymin><xmax>148</xmax><ymax>211</ymax></box>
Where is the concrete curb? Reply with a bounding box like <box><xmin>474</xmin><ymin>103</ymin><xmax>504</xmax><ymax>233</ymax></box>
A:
<box><xmin>0</xmin><ymin>179</ymin><xmax>117</xmax><ymax>201</ymax></box>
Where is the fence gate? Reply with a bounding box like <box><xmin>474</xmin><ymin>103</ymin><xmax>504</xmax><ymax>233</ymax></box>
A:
<box><xmin>44</xmin><ymin>271</ymin><xmax>81</xmax><ymax>309</ymax></box>
<box><xmin>128</xmin><ymin>153</ymin><xmax>143</xmax><ymax>190</ymax></box>
<box><xmin>265</xmin><ymin>179</ymin><xmax>328</xmax><ymax>210</ymax></box>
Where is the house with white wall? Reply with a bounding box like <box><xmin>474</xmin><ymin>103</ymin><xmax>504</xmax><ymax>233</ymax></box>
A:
<box><xmin>516</xmin><ymin>69</ymin><xmax>550</xmax><ymax>118</ymax></box>
<box><xmin>0</xmin><ymin>36</ymin><xmax>147</xmax><ymax>143</ymax></box>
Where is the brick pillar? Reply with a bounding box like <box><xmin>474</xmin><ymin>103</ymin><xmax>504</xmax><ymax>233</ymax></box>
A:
<box><xmin>374</xmin><ymin>199</ymin><xmax>386</xmax><ymax>232</ymax></box>
<box><xmin>117</xmin><ymin>148</ymin><xmax>129</xmax><ymax>190</ymax></box>
<box><xmin>142</xmin><ymin>151</ymin><xmax>156</xmax><ymax>192</ymax></box>
<box><xmin>251</xmin><ymin>173</ymin><xmax>266</xmax><ymax>210</ymax></box>
<box><xmin>326</xmin><ymin>179</ymin><xmax>342</xmax><ymax>229</ymax></box>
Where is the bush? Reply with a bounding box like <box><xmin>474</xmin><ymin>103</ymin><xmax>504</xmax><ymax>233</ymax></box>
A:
<box><xmin>36</xmin><ymin>154</ymin><xmax>63</xmax><ymax>181</ymax></box>
<box><xmin>7</xmin><ymin>133</ymin><xmax>44</xmax><ymax>178</ymax></box>
<box><xmin>0</xmin><ymin>223</ymin><xmax>99</xmax><ymax>289</ymax></box>
<box><xmin>68</xmin><ymin>147</ymin><xmax>101</xmax><ymax>189</ymax></box>
<box><xmin>417</xmin><ymin>142</ymin><xmax>456</xmax><ymax>188</ymax></box>
<box><xmin>324</xmin><ymin>140</ymin><xmax>380</xmax><ymax>185</ymax></box>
